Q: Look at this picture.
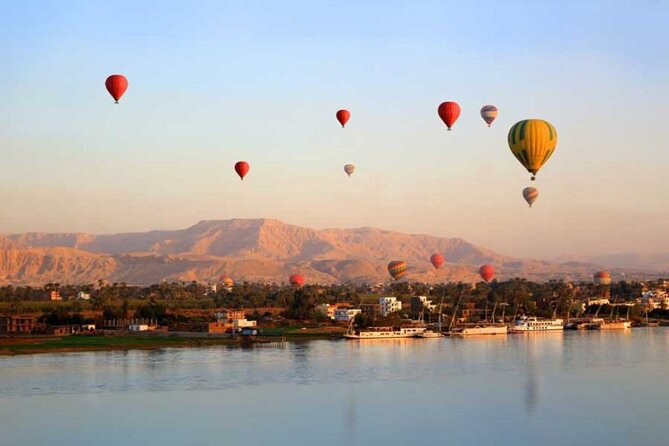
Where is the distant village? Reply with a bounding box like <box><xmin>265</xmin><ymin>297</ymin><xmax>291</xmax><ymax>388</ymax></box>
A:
<box><xmin>1</xmin><ymin>278</ymin><xmax>668</xmax><ymax>338</ymax></box>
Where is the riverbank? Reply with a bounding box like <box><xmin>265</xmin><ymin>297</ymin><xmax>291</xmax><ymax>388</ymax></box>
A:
<box><xmin>0</xmin><ymin>326</ymin><xmax>347</xmax><ymax>356</ymax></box>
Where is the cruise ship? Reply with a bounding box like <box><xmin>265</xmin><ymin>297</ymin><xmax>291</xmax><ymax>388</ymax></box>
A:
<box><xmin>447</xmin><ymin>323</ymin><xmax>508</xmax><ymax>336</ymax></box>
<box><xmin>344</xmin><ymin>326</ymin><xmax>427</xmax><ymax>339</ymax></box>
<box><xmin>510</xmin><ymin>316</ymin><xmax>564</xmax><ymax>333</ymax></box>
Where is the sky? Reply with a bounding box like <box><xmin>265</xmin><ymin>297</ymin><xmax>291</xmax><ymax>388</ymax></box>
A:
<box><xmin>1</xmin><ymin>0</ymin><xmax>668</xmax><ymax>260</ymax></box>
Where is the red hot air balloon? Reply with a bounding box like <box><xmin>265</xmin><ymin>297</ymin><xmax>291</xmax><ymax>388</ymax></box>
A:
<box><xmin>234</xmin><ymin>161</ymin><xmax>249</xmax><ymax>180</ymax></box>
<box><xmin>336</xmin><ymin>109</ymin><xmax>350</xmax><ymax>128</ymax></box>
<box><xmin>438</xmin><ymin>101</ymin><xmax>461</xmax><ymax>131</ymax></box>
<box><xmin>105</xmin><ymin>74</ymin><xmax>128</xmax><ymax>103</ymax></box>
<box><xmin>289</xmin><ymin>274</ymin><xmax>305</xmax><ymax>288</ymax></box>
<box><xmin>387</xmin><ymin>261</ymin><xmax>407</xmax><ymax>281</ymax></box>
<box><xmin>479</xmin><ymin>264</ymin><xmax>495</xmax><ymax>282</ymax></box>
<box><xmin>430</xmin><ymin>253</ymin><xmax>444</xmax><ymax>270</ymax></box>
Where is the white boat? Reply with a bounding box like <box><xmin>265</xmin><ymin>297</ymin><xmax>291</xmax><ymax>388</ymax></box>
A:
<box><xmin>415</xmin><ymin>329</ymin><xmax>444</xmax><ymax>338</ymax></box>
<box><xmin>511</xmin><ymin>316</ymin><xmax>564</xmax><ymax>333</ymax></box>
<box><xmin>447</xmin><ymin>323</ymin><xmax>507</xmax><ymax>336</ymax></box>
<box><xmin>344</xmin><ymin>326</ymin><xmax>427</xmax><ymax>339</ymax></box>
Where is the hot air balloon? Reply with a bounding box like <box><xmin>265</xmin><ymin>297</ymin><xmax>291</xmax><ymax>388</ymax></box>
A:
<box><xmin>105</xmin><ymin>74</ymin><xmax>128</xmax><ymax>103</ymax></box>
<box><xmin>508</xmin><ymin>119</ymin><xmax>558</xmax><ymax>181</ymax></box>
<box><xmin>387</xmin><ymin>261</ymin><xmax>407</xmax><ymax>281</ymax></box>
<box><xmin>480</xmin><ymin>105</ymin><xmax>498</xmax><ymax>127</ymax></box>
<box><xmin>438</xmin><ymin>101</ymin><xmax>461</xmax><ymax>131</ymax></box>
<box><xmin>289</xmin><ymin>274</ymin><xmax>305</xmax><ymax>288</ymax></box>
<box><xmin>479</xmin><ymin>264</ymin><xmax>495</xmax><ymax>282</ymax></box>
<box><xmin>593</xmin><ymin>271</ymin><xmax>611</xmax><ymax>286</ymax></box>
<box><xmin>336</xmin><ymin>109</ymin><xmax>350</xmax><ymax>128</ymax></box>
<box><xmin>523</xmin><ymin>187</ymin><xmax>539</xmax><ymax>207</ymax></box>
<box><xmin>219</xmin><ymin>274</ymin><xmax>234</xmax><ymax>290</ymax></box>
<box><xmin>430</xmin><ymin>253</ymin><xmax>444</xmax><ymax>270</ymax></box>
<box><xmin>234</xmin><ymin>161</ymin><xmax>249</xmax><ymax>180</ymax></box>
<box><xmin>344</xmin><ymin>164</ymin><xmax>355</xmax><ymax>177</ymax></box>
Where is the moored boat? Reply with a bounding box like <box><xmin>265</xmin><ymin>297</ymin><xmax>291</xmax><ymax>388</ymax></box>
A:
<box><xmin>597</xmin><ymin>319</ymin><xmax>632</xmax><ymax>330</ymax></box>
<box><xmin>447</xmin><ymin>323</ymin><xmax>507</xmax><ymax>336</ymax></box>
<box><xmin>510</xmin><ymin>316</ymin><xmax>563</xmax><ymax>333</ymax></box>
<box><xmin>344</xmin><ymin>325</ymin><xmax>427</xmax><ymax>339</ymax></box>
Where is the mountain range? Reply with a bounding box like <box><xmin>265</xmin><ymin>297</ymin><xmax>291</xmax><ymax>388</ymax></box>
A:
<box><xmin>0</xmin><ymin>219</ymin><xmax>662</xmax><ymax>286</ymax></box>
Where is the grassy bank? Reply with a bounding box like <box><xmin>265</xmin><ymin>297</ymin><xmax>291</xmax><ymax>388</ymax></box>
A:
<box><xmin>0</xmin><ymin>334</ymin><xmax>238</xmax><ymax>356</ymax></box>
<box><xmin>0</xmin><ymin>327</ymin><xmax>347</xmax><ymax>356</ymax></box>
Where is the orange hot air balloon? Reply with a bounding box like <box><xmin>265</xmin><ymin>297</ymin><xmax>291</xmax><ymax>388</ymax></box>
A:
<box><xmin>430</xmin><ymin>253</ymin><xmax>444</xmax><ymax>270</ymax></box>
<box><xmin>234</xmin><ymin>161</ymin><xmax>249</xmax><ymax>180</ymax></box>
<box><xmin>593</xmin><ymin>271</ymin><xmax>611</xmax><ymax>286</ymax></box>
<box><xmin>387</xmin><ymin>261</ymin><xmax>407</xmax><ymax>281</ymax></box>
<box><xmin>336</xmin><ymin>109</ymin><xmax>350</xmax><ymax>127</ymax></box>
<box><xmin>219</xmin><ymin>274</ymin><xmax>234</xmax><ymax>289</ymax></box>
<box><xmin>289</xmin><ymin>274</ymin><xmax>305</xmax><ymax>288</ymax></box>
<box><xmin>438</xmin><ymin>101</ymin><xmax>461</xmax><ymax>131</ymax></box>
<box><xmin>105</xmin><ymin>74</ymin><xmax>128</xmax><ymax>103</ymax></box>
<box><xmin>479</xmin><ymin>264</ymin><xmax>495</xmax><ymax>282</ymax></box>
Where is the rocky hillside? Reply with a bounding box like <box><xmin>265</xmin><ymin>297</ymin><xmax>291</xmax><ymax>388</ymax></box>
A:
<box><xmin>0</xmin><ymin>219</ymin><xmax>628</xmax><ymax>285</ymax></box>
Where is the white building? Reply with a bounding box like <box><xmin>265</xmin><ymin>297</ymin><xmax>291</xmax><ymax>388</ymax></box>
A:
<box><xmin>379</xmin><ymin>297</ymin><xmax>402</xmax><ymax>316</ymax></box>
<box><xmin>232</xmin><ymin>319</ymin><xmax>257</xmax><ymax>329</ymax></box>
<box><xmin>334</xmin><ymin>308</ymin><xmax>362</xmax><ymax>322</ymax></box>
<box><xmin>76</xmin><ymin>291</ymin><xmax>91</xmax><ymax>300</ymax></box>
<box><xmin>587</xmin><ymin>298</ymin><xmax>610</xmax><ymax>307</ymax></box>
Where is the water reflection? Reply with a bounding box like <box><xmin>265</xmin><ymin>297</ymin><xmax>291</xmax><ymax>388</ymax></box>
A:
<box><xmin>1</xmin><ymin>330</ymin><xmax>669</xmax><ymax>446</ymax></box>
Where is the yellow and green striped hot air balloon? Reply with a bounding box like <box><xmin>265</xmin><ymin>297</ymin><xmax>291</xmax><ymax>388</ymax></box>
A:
<box><xmin>508</xmin><ymin>119</ymin><xmax>558</xmax><ymax>180</ymax></box>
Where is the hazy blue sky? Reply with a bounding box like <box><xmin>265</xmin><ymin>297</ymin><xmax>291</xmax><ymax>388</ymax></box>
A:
<box><xmin>2</xmin><ymin>1</ymin><xmax>668</xmax><ymax>259</ymax></box>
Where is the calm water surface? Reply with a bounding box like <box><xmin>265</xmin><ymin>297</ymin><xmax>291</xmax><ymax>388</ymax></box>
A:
<box><xmin>1</xmin><ymin>329</ymin><xmax>668</xmax><ymax>445</ymax></box>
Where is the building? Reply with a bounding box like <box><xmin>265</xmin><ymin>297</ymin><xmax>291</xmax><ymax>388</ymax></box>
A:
<box><xmin>315</xmin><ymin>303</ymin><xmax>353</xmax><ymax>320</ymax></box>
<box><xmin>232</xmin><ymin>319</ymin><xmax>257</xmax><ymax>330</ymax></box>
<box><xmin>410</xmin><ymin>296</ymin><xmax>437</xmax><ymax>317</ymax></box>
<box><xmin>76</xmin><ymin>291</ymin><xmax>91</xmax><ymax>300</ymax></box>
<box><xmin>192</xmin><ymin>320</ymin><xmax>229</xmax><ymax>334</ymax></box>
<box><xmin>49</xmin><ymin>290</ymin><xmax>62</xmax><ymax>301</ymax></box>
<box><xmin>128</xmin><ymin>324</ymin><xmax>149</xmax><ymax>332</ymax></box>
<box><xmin>379</xmin><ymin>297</ymin><xmax>402</xmax><ymax>316</ymax></box>
<box><xmin>334</xmin><ymin>308</ymin><xmax>362</xmax><ymax>322</ymax></box>
<box><xmin>47</xmin><ymin>325</ymin><xmax>75</xmax><ymax>336</ymax></box>
<box><xmin>0</xmin><ymin>316</ymin><xmax>36</xmax><ymax>334</ymax></box>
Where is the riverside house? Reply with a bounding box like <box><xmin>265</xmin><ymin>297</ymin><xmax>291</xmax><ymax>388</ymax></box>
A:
<box><xmin>0</xmin><ymin>315</ymin><xmax>37</xmax><ymax>334</ymax></box>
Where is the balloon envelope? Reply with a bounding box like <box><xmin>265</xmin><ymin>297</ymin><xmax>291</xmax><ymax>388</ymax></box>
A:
<box><xmin>105</xmin><ymin>74</ymin><xmax>128</xmax><ymax>103</ymax></box>
<box><xmin>387</xmin><ymin>261</ymin><xmax>407</xmax><ymax>281</ymax></box>
<box><xmin>336</xmin><ymin>109</ymin><xmax>350</xmax><ymax>127</ymax></box>
<box><xmin>344</xmin><ymin>164</ymin><xmax>355</xmax><ymax>177</ymax></box>
<box><xmin>234</xmin><ymin>161</ymin><xmax>249</xmax><ymax>180</ymax></box>
<box><xmin>480</xmin><ymin>105</ymin><xmax>498</xmax><ymax>127</ymax></box>
<box><xmin>219</xmin><ymin>274</ymin><xmax>234</xmax><ymax>288</ymax></box>
<box><xmin>523</xmin><ymin>187</ymin><xmax>539</xmax><ymax>207</ymax></box>
<box><xmin>479</xmin><ymin>264</ymin><xmax>495</xmax><ymax>282</ymax></box>
<box><xmin>289</xmin><ymin>274</ymin><xmax>305</xmax><ymax>288</ymax></box>
<box><xmin>508</xmin><ymin>119</ymin><xmax>558</xmax><ymax>180</ymax></box>
<box><xmin>430</xmin><ymin>253</ymin><xmax>444</xmax><ymax>270</ymax></box>
<box><xmin>438</xmin><ymin>102</ymin><xmax>461</xmax><ymax>130</ymax></box>
<box><xmin>594</xmin><ymin>271</ymin><xmax>612</xmax><ymax>286</ymax></box>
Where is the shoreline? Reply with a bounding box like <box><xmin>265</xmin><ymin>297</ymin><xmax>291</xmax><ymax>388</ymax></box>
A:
<box><xmin>0</xmin><ymin>332</ymin><xmax>342</xmax><ymax>356</ymax></box>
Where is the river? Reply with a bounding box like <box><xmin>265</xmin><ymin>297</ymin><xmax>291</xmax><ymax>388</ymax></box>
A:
<box><xmin>1</xmin><ymin>329</ymin><xmax>668</xmax><ymax>445</ymax></box>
